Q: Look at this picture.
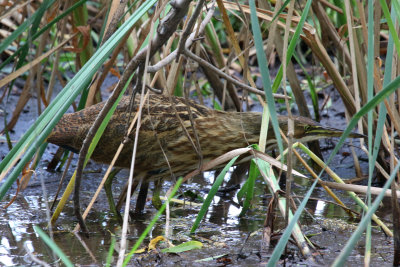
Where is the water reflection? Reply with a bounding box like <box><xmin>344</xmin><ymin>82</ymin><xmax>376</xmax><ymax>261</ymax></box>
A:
<box><xmin>0</xmin><ymin>161</ymin><xmax>393</xmax><ymax>266</ymax></box>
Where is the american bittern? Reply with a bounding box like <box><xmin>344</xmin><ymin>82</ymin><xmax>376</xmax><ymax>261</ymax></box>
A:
<box><xmin>48</xmin><ymin>93</ymin><xmax>360</xmax><ymax>177</ymax></box>
<box><xmin>47</xmin><ymin>93</ymin><xmax>362</xmax><ymax>213</ymax></box>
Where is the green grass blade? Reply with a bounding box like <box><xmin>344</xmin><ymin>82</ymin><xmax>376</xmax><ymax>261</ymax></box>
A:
<box><xmin>122</xmin><ymin>178</ymin><xmax>183</xmax><ymax>266</ymax></box>
<box><xmin>2</xmin><ymin>0</ymin><xmax>56</xmax><ymax>93</ymax></box>
<box><xmin>370</xmin><ymin>0</ymin><xmax>396</xmax><ymax>180</ymax></box>
<box><xmin>271</xmin><ymin>0</ymin><xmax>312</xmax><ymax>93</ymax></box>
<box><xmin>332</xmin><ymin>161</ymin><xmax>400</xmax><ymax>266</ymax></box>
<box><xmin>293</xmin><ymin>53</ymin><xmax>319</xmax><ymax>121</ymax></box>
<box><xmin>249</xmin><ymin>0</ymin><xmax>283</xmax><ymax>156</ymax></box>
<box><xmin>0</xmin><ymin>0</ymin><xmax>88</xmax><ymax>71</ymax></box>
<box><xmin>267</xmin><ymin>179</ymin><xmax>319</xmax><ymax>266</ymax></box>
<box><xmin>365</xmin><ymin>0</ymin><xmax>375</xmax><ymax>259</ymax></box>
<box><xmin>33</xmin><ymin>226</ymin><xmax>74</xmax><ymax>267</ymax></box>
<box><xmin>236</xmin><ymin>178</ymin><xmax>248</xmax><ymax>203</ymax></box>
<box><xmin>379</xmin><ymin>0</ymin><xmax>400</xmax><ymax>58</ymax></box>
<box><xmin>106</xmin><ymin>235</ymin><xmax>116</xmax><ymax>267</ymax></box>
<box><xmin>239</xmin><ymin>159</ymin><xmax>258</xmax><ymax>216</ymax></box>
<box><xmin>83</xmin><ymin>74</ymin><xmax>132</xmax><ymax>165</ymax></box>
<box><xmin>325</xmin><ymin>74</ymin><xmax>400</xmax><ymax>169</ymax></box>
<box><xmin>0</xmin><ymin>0</ymin><xmax>55</xmax><ymax>55</ymax></box>
<box><xmin>161</xmin><ymin>241</ymin><xmax>203</xmax><ymax>253</ymax></box>
<box><xmin>190</xmin><ymin>156</ymin><xmax>239</xmax><ymax>233</ymax></box>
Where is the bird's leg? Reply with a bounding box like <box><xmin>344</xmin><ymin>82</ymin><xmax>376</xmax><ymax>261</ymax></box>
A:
<box><xmin>104</xmin><ymin>167</ymin><xmax>122</xmax><ymax>222</ymax></box>
<box><xmin>116</xmin><ymin>174</ymin><xmax>143</xmax><ymax>211</ymax></box>
<box><xmin>135</xmin><ymin>180</ymin><xmax>149</xmax><ymax>213</ymax></box>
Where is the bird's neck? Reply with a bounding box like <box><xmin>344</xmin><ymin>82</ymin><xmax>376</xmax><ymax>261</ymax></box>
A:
<box><xmin>214</xmin><ymin>111</ymin><xmax>263</xmax><ymax>144</ymax></box>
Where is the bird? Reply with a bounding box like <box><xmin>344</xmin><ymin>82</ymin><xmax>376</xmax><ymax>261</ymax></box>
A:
<box><xmin>47</xmin><ymin>93</ymin><xmax>362</xmax><ymax>180</ymax></box>
<box><xmin>47</xmin><ymin>93</ymin><xmax>363</xmax><ymax>215</ymax></box>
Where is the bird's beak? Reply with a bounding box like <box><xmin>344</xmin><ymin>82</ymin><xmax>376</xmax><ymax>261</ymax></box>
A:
<box><xmin>304</xmin><ymin>125</ymin><xmax>365</xmax><ymax>139</ymax></box>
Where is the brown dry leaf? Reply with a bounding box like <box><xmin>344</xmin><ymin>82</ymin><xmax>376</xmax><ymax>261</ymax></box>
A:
<box><xmin>109</xmin><ymin>67</ymin><xmax>121</xmax><ymax>79</ymax></box>
<box><xmin>262</xmin><ymin>192</ymin><xmax>278</xmax><ymax>249</ymax></box>
<box><xmin>221</xmin><ymin>1</ymin><xmax>314</xmax><ymax>34</ymax></box>
<box><xmin>65</xmin><ymin>25</ymin><xmax>91</xmax><ymax>53</ymax></box>
<box><xmin>46</xmin><ymin>1</ymin><xmax>59</xmax><ymax>22</ymax></box>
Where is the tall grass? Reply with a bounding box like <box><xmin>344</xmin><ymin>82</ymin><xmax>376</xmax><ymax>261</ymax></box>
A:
<box><xmin>1</xmin><ymin>0</ymin><xmax>400</xmax><ymax>265</ymax></box>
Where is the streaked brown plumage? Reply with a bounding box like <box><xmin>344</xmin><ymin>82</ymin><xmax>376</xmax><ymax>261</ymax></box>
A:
<box><xmin>47</xmin><ymin>93</ymin><xmax>359</xmax><ymax>179</ymax></box>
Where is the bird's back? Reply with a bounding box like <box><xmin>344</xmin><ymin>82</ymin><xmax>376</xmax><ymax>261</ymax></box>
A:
<box><xmin>47</xmin><ymin>94</ymin><xmax>262</xmax><ymax>178</ymax></box>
